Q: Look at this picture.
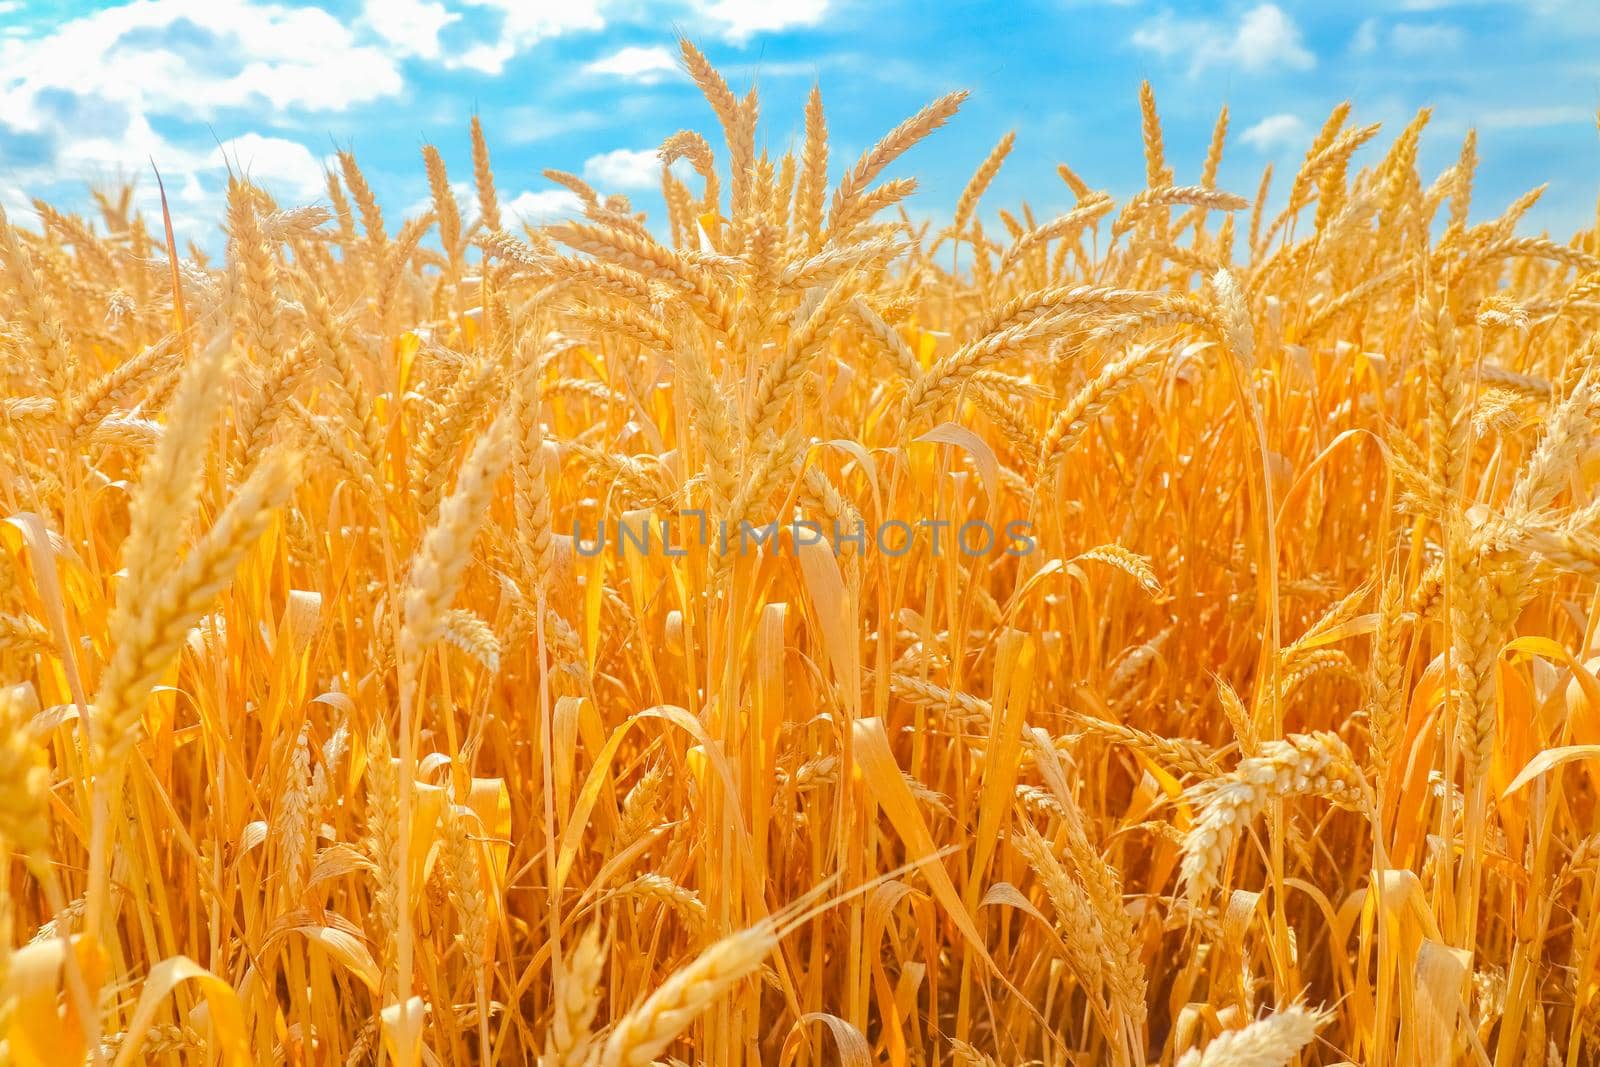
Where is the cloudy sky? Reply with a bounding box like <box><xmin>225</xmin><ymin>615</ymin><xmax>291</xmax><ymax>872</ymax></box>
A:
<box><xmin>2</xmin><ymin>0</ymin><xmax>1598</xmax><ymax>244</ymax></box>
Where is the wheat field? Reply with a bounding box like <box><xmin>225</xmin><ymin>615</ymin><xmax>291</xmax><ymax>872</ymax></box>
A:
<box><xmin>2</xmin><ymin>38</ymin><xmax>1599</xmax><ymax>1067</ymax></box>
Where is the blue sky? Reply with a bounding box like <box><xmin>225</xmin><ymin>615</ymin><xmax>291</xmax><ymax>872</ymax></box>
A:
<box><xmin>3</xmin><ymin>0</ymin><xmax>1599</xmax><ymax>245</ymax></box>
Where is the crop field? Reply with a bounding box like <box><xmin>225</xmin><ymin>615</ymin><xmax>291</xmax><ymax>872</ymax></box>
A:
<box><xmin>2</xmin><ymin>37</ymin><xmax>1600</xmax><ymax>1067</ymax></box>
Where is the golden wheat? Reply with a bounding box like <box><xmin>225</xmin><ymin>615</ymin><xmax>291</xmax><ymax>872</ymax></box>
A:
<box><xmin>2</xmin><ymin>39</ymin><xmax>1600</xmax><ymax>1067</ymax></box>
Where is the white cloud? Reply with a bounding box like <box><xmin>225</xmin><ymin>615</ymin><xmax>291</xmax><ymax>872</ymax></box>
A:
<box><xmin>1478</xmin><ymin>106</ymin><xmax>1593</xmax><ymax>129</ymax></box>
<box><xmin>406</xmin><ymin>179</ymin><xmax>471</xmax><ymax>224</ymax></box>
<box><xmin>0</xmin><ymin>1</ymin><xmax>404</xmax><ymax>129</ymax></box>
<box><xmin>363</xmin><ymin>0</ymin><xmax>459</xmax><ymax>59</ymax></box>
<box><xmin>1131</xmin><ymin>3</ymin><xmax>1314</xmax><ymax>76</ymax></box>
<box><xmin>505</xmin><ymin>189</ymin><xmax>584</xmax><ymax>223</ymax></box>
<box><xmin>583</xmin><ymin>44</ymin><xmax>678</xmax><ymax>82</ymax></box>
<box><xmin>448</xmin><ymin>0</ymin><xmax>608</xmax><ymax>74</ymax></box>
<box><xmin>1240</xmin><ymin>113</ymin><xmax>1310</xmax><ymax>153</ymax></box>
<box><xmin>80</xmin><ymin>131</ymin><xmax>333</xmax><ymax>241</ymax></box>
<box><xmin>582</xmin><ymin>148</ymin><xmax>663</xmax><ymax>191</ymax></box>
<box><xmin>1130</xmin><ymin>18</ymin><xmax>1187</xmax><ymax>62</ymax></box>
<box><xmin>694</xmin><ymin>0</ymin><xmax>830</xmax><ymax>42</ymax></box>
<box><xmin>1349</xmin><ymin>17</ymin><xmax>1466</xmax><ymax>59</ymax></box>
<box><xmin>1231</xmin><ymin>5</ymin><xmax>1314</xmax><ymax>70</ymax></box>
<box><xmin>52</xmin><ymin>111</ymin><xmax>204</xmax><ymax>179</ymax></box>
<box><xmin>1389</xmin><ymin>22</ymin><xmax>1464</xmax><ymax>54</ymax></box>
<box><xmin>215</xmin><ymin>133</ymin><xmax>331</xmax><ymax>200</ymax></box>
<box><xmin>0</xmin><ymin>183</ymin><xmax>30</xmax><ymax>219</ymax></box>
<box><xmin>0</xmin><ymin>0</ymin><xmax>411</xmax><ymax>215</ymax></box>
<box><xmin>1351</xmin><ymin>17</ymin><xmax>1379</xmax><ymax>55</ymax></box>
<box><xmin>125</xmin><ymin>134</ymin><xmax>331</xmax><ymax>238</ymax></box>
